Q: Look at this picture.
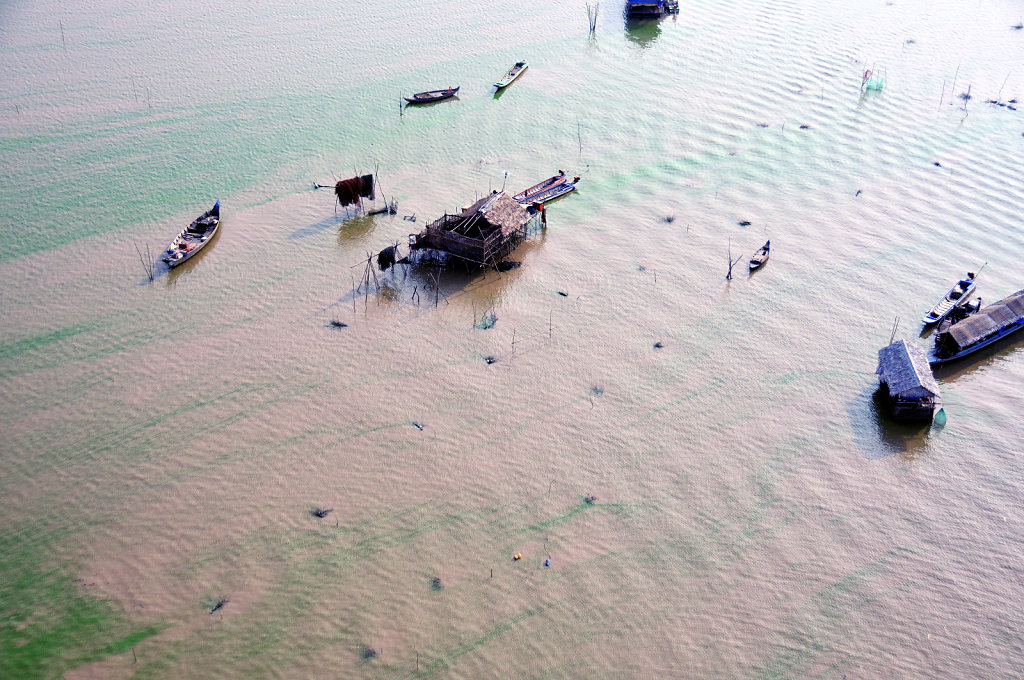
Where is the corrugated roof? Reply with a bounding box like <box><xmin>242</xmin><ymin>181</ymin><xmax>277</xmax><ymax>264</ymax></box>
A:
<box><xmin>876</xmin><ymin>339</ymin><xmax>941</xmax><ymax>397</ymax></box>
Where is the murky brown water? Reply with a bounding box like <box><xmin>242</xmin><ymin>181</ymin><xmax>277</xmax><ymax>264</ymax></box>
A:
<box><xmin>2</xmin><ymin>0</ymin><xmax>1024</xmax><ymax>676</ymax></box>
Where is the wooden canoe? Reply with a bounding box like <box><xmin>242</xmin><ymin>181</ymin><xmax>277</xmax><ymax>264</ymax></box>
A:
<box><xmin>749</xmin><ymin>240</ymin><xmax>770</xmax><ymax>269</ymax></box>
<box><xmin>513</xmin><ymin>173</ymin><xmax>568</xmax><ymax>203</ymax></box>
<box><xmin>495</xmin><ymin>61</ymin><xmax>528</xmax><ymax>89</ymax></box>
<box><xmin>404</xmin><ymin>86</ymin><xmax>459</xmax><ymax>104</ymax></box>
<box><xmin>163</xmin><ymin>201</ymin><xmax>220</xmax><ymax>267</ymax></box>
<box><xmin>922</xmin><ymin>273</ymin><xmax>977</xmax><ymax>325</ymax></box>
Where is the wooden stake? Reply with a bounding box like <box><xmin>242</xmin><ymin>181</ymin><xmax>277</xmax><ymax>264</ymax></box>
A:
<box><xmin>133</xmin><ymin>241</ymin><xmax>154</xmax><ymax>281</ymax></box>
<box><xmin>950</xmin><ymin>64</ymin><xmax>959</xmax><ymax>104</ymax></box>
<box><xmin>997</xmin><ymin>72</ymin><xmax>1010</xmax><ymax>102</ymax></box>
<box><xmin>725</xmin><ymin>237</ymin><xmax>742</xmax><ymax>280</ymax></box>
<box><xmin>351</xmin><ymin>273</ymin><xmax>357</xmax><ymax>315</ymax></box>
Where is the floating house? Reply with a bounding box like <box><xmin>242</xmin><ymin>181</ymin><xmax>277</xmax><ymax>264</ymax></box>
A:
<box><xmin>876</xmin><ymin>339</ymin><xmax>942</xmax><ymax>423</ymax></box>
<box><xmin>626</xmin><ymin>0</ymin><xmax>668</xmax><ymax>17</ymax></box>
<box><xmin>930</xmin><ymin>289</ymin><xmax>1024</xmax><ymax>365</ymax></box>
<box><xmin>407</xmin><ymin>192</ymin><xmax>537</xmax><ymax>269</ymax></box>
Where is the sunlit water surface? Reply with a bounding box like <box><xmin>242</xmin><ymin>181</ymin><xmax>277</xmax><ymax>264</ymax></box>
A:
<box><xmin>2</xmin><ymin>0</ymin><xmax>1024</xmax><ymax>677</ymax></box>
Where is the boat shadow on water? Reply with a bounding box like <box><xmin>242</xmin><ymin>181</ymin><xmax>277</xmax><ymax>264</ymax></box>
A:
<box><xmin>291</xmin><ymin>204</ymin><xmax>393</xmax><ymax>240</ymax></box>
<box><xmin>847</xmin><ymin>385</ymin><xmax>935</xmax><ymax>461</ymax></box>
<box><xmin>403</xmin><ymin>96</ymin><xmax>459</xmax><ymax>110</ymax></box>
<box><xmin>624</xmin><ymin>18</ymin><xmax>662</xmax><ymax>49</ymax></box>
<box><xmin>930</xmin><ymin>332</ymin><xmax>1024</xmax><ymax>382</ymax></box>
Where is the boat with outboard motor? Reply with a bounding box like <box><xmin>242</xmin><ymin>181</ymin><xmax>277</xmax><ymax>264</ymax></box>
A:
<box><xmin>163</xmin><ymin>201</ymin><xmax>220</xmax><ymax>267</ymax></box>
<box><xmin>922</xmin><ymin>270</ymin><xmax>979</xmax><ymax>325</ymax></box>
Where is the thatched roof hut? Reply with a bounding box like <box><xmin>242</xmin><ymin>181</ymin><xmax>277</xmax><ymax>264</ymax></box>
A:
<box><xmin>462</xmin><ymin>192</ymin><xmax>530</xmax><ymax>237</ymax></box>
<box><xmin>876</xmin><ymin>339</ymin><xmax>942</xmax><ymax>422</ymax></box>
<box><xmin>412</xmin><ymin>192</ymin><xmax>533</xmax><ymax>267</ymax></box>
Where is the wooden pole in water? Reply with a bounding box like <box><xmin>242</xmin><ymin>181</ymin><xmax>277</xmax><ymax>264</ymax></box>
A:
<box><xmin>351</xmin><ymin>273</ymin><xmax>357</xmax><ymax>315</ymax></box>
<box><xmin>727</xmin><ymin>238</ymin><xmax>732</xmax><ymax>280</ymax></box>
<box><xmin>950</xmin><ymin>64</ymin><xmax>959</xmax><ymax>104</ymax></box>
<box><xmin>133</xmin><ymin>241</ymin><xmax>154</xmax><ymax>282</ymax></box>
<box><xmin>997</xmin><ymin>72</ymin><xmax>1010</xmax><ymax>102</ymax></box>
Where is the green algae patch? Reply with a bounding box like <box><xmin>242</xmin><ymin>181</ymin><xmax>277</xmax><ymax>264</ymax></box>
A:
<box><xmin>0</xmin><ymin>528</ymin><xmax>164</xmax><ymax>679</ymax></box>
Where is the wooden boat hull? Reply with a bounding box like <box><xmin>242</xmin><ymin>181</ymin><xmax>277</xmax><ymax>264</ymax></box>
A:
<box><xmin>163</xmin><ymin>201</ymin><xmax>220</xmax><ymax>268</ymax></box>
<box><xmin>495</xmin><ymin>61</ymin><xmax>528</xmax><ymax>88</ymax></box>
<box><xmin>513</xmin><ymin>174</ymin><xmax>568</xmax><ymax>203</ymax></box>
<box><xmin>749</xmin><ymin>241</ymin><xmax>770</xmax><ymax>269</ymax></box>
<box><xmin>405</xmin><ymin>86</ymin><xmax>459</xmax><ymax>103</ymax></box>
<box><xmin>922</xmin><ymin>276</ymin><xmax>977</xmax><ymax>324</ymax></box>
<box><xmin>521</xmin><ymin>180</ymin><xmax>578</xmax><ymax>207</ymax></box>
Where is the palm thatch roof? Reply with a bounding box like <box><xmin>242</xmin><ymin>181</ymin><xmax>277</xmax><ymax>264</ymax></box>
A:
<box><xmin>945</xmin><ymin>289</ymin><xmax>1024</xmax><ymax>349</ymax></box>
<box><xmin>460</xmin><ymin>192</ymin><xmax>530</xmax><ymax>236</ymax></box>
<box><xmin>876</xmin><ymin>339</ymin><xmax>941</xmax><ymax>398</ymax></box>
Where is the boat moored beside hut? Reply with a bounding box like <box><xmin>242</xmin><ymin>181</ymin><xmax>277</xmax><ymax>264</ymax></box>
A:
<box><xmin>406</xmin><ymin>191</ymin><xmax>539</xmax><ymax>270</ymax></box>
<box><xmin>875</xmin><ymin>339</ymin><xmax>943</xmax><ymax>423</ymax></box>
<box><xmin>626</xmin><ymin>0</ymin><xmax>668</xmax><ymax>17</ymax></box>
<box><xmin>929</xmin><ymin>289</ymin><xmax>1024</xmax><ymax>365</ymax></box>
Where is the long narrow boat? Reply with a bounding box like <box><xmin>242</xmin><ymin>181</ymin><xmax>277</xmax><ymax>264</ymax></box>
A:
<box><xmin>749</xmin><ymin>241</ymin><xmax>770</xmax><ymax>270</ymax></box>
<box><xmin>929</xmin><ymin>289</ymin><xmax>1024</xmax><ymax>365</ymax></box>
<box><xmin>922</xmin><ymin>271</ymin><xmax>978</xmax><ymax>324</ymax></box>
<box><xmin>404</xmin><ymin>86</ymin><xmax>459</xmax><ymax>104</ymax></box>
<box><xmin>521</xmin><ymin>176</ymin><xmax>580</xmax><ymax>209</ymax></box>
<box><xmin>513</xmin><ymin>172</ymin><xmax>568</xmax><ymax>202</ymax></box>
<box><xmin>163</xmin><ymin>201</ymin><xmax>220</xmax><ymax>267</ymax></box>
<box><xmin>495</xmin><ymin>61</ymin><xmax>528</xmax><ymax>89</ymax></box>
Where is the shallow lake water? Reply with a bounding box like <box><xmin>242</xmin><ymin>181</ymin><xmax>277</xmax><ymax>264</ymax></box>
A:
<box><xmin>2</xmin><ymin>0</ymin><xmax>1024</xmax><ymax>677</ymax></box>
